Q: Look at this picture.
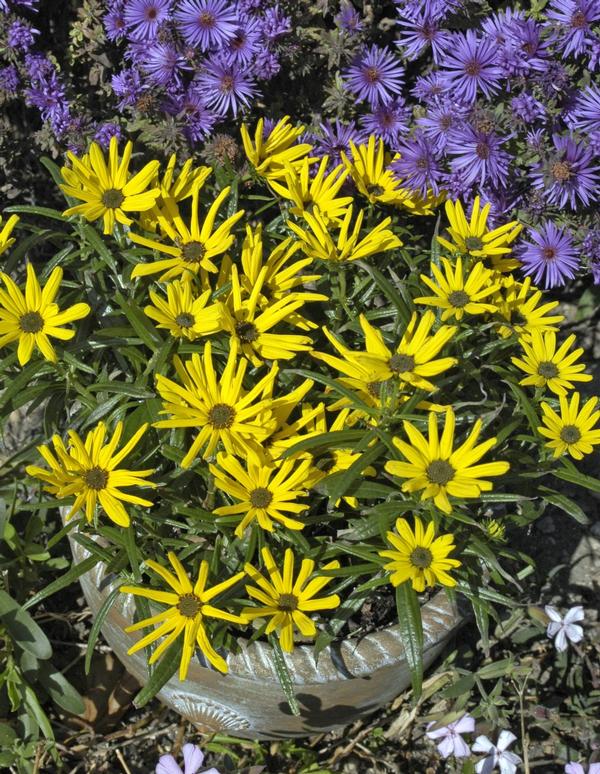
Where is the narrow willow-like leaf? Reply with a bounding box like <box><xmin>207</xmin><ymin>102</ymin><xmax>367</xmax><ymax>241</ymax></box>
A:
<box><xmin>323</xmin><ymin>440</ymin><xmax>383</xmax><ymax>505</ymax></box>
<box><xmin>553</xmin><ymin>467</ymin><xmax>600</xmax><ymax>496</ymax></box>
<box><xmin>85</xmin><ymin>585</ymin><xmax>122</xmax><ymax>675</ymax></box>
<box><xmin>538</xmin><ymin>485</ymin><xmax>589</xmax><ymax>524</ymax></box>
<box><xmin>133</xmin><ymin>639</ymin><xmax>182</xmax><ymax>708</ymax></box>
<box><xmin>505</xmin><ymin>382</ymin><xmax>539</xmax><ymax>433</ymax></box>
<box><xmin>0</xmin><ymin>590</ymin><xmax>52</xmax><ymax>659</ymax></box>
<box><xmin>268</xmin><ymin>636</ymin><xmax>300</xmax><ymax>716</ymax></box>
<box><xmin>5</xmin><ymin>204</ymin><xmax>67</xmax><ymax>221</ymax></box>
<box><xmin>284</xmin><ymin>367</ymin><xmax>378</xmax><ymax>417</ymax></box>
<box><xmin>395</xmin><ymin>581</ymin><xmax>424</xmax><ymax>699</ymax></box>
<box><xmin>356</xmin><ymin>261</ymin><xmax>412</xmax><ymax>326</ymax></box>
<box><xmin>280</xmin><ymin>430</ymin><xmax>368</xmax><ymax>458</ymax></box>
<box><xmin>23</xmin><ymin>555</ymin><xmax>98</xmax><ymax>610</ymax></box>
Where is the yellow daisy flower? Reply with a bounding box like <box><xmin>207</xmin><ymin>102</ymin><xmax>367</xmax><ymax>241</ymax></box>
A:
<box><xmin>129</xmin><ymin>184</ymin><xmax>244</xmax><ymax>281</ymax></box>
<box><xmin>121</xmin><ymin>551</ymin><xmax>246</xmax><ymax>679</ymax></box>
<box><xmin>385</xmin><ymin>408</ymin><xmax>510</xmax><ymax>514</ymax></box>
<box><xmin>0</xmin><ymin>264</ymin><xmax>90</xmax><ymax>365</ymax></box>
<box><xmin>538</xmin><ymin>392</ymin><xmax>600</xmax><ymax>460</ymax></box>
<box><xmin>494</xmin><ymin>277</ymin><xmax>565</xmax><ymax>339</ymax></box>
<box><xmin>0</xmin><ymin>213</ymin><xmax>19</xmax><ymax>256</ymax></box>
<box><xmin>239</xmin><ymin>225</ymin><xmax>326</xmax><ymax>329</ymax></box>
<box><xmin>379</xmin><ymin>516</ymin><xmax>461</xmax><ymax>592</ymax></box>
<box><xmin>355</xmin><ymin>311</ymin><xmax>457</xmax><ymax>392</ymax></box>
<box><xmin>287</xmin><ymin>204</ymin><xmax>403</xmax><ymax>263</ymax></box>
<box><xmin>26</xmin><ymin>421</ymin><xmax>156</xmax><ymax>527</ymax></box>
<box><xmin>341</xmin><ymin>136</ymin><xmax>410</xmax><ymax>206</ymax></box>
<box><xmin>154</xmin><ymin>341</ymin><xmax>277</xmax><ymax>466</ymax></box>
<box><xmin>209</xmin><ymin>451</ymin><xmax>312</xmax><ymax>536</ymax></box>
<box><xmin>511</xmin><ymin>330</ymin><xmax>592</xmax><ymax>396</ymax></box>
<box><xmin>438</xmin><ymin>197</ymin><xmax>522</xmax><ymax>272</ymax></box>
<box><xmin>222</xmin><ymin>264</ymin><xmax>313</xmax><ymax>365</ymax></box>
<box><xmin>268</xmin><ymin>156</ymin><xmax>352</xmax><ymax>220</ymax></box>
<box><xmin>241</xmin><ymin>116</ymin><xmax>314</xmax><ymax>181</ymax></box>
<box><xmin>415</xmin><ymin>257</ymin><xmax>500</xmax><ymax>321</ymax></box>
<box><xmin>60</xmin><ymin>136</ymin><xmax>161</xmax><ymax>235</ymax></box>
<box><xmin>242</xmin><ymin>547</ymin><xmax>340</xmax><ymax>652</ymax></box>
<box><xmin>144</xmin><ymin>280</ymin><xmax>225</xmax><ymax>340</ymax></box>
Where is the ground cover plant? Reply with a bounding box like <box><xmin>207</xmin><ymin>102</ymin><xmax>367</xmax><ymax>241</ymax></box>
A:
<box><xmin>1</xmin><ymin>1</ymin><xmax>600</xmax><ymax>773</ymax></box>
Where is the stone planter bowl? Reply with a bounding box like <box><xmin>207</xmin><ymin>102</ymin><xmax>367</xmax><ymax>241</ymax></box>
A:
<box><xmin>71</xmin><ymin>531</ymin><xmax>463</xmax><ymax>739</ymax></box>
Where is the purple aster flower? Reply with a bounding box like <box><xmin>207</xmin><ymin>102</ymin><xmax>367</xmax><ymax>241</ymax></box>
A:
<box><xmin>111</xmin><ymin>67</ymin><xmax>146</xmax><ymax>110</ymax></box>
<box><xmin>417</xmin><ymin>100</ymin><xmax>467</xmax><ymax>151</ymax></box>
<box><xmin>123</xmin><ymin>0</ymin><xmax>171</xmax><ymax>41</ymax></box>
<box><xmin>360</xmin><ymin>98</ymin><xmax>410</xmax><ymax>146</ymax></box>
<box><xmin>441</xmin><ymin>167</ymin><xmax>471</xmax><ymax>199</ymax></box>
<box><xmin>164</xmin><ymin>86</ymin><xmax>219</xmax><ymax>142</ymax></box>
<box><xmin>511</xmin><ymin>93</ymin><xmax>546</xmax><ymax>124</ymax></box>
<box><xmin>446</xmin><ymin>123</ymin><xmax>511</xmax><ymax>189</ymax></box>
<box><xmin>426</xmin><ymin>715</ymin><xmax>475</xmax><ymax>759</ymax></box>
<box><xmin>344</xmin><ymin>44</ymin><xmax>404</xmax><ymax>107</ymax></box>
<box><xmin>0</xmin><ymin>65</ymin><xmax>19</xmax><ymax>93</ymax></box>
<box><xmin>104</xmin><ymin>8</ymin><xmax>128</xmax><ymax>40</ymax></box>
<box><xmin>252</xmin><ymin>49</ymin><xmax>280</xmax><ymax>79</ymax></box>
<box><xmin>569</xmin><ymin>83</ymin><xmax>600</xmax><ymax>133</ymax></box>
<box><xmin>260</xmin><ymin>5</ymin><xmax>292</xmax><ymax>40</ymax></box>
<box><xmin>588</xmin><ymin>34</ymin><xmax>600</xmax><ymax>70</ymax></box>
<box><xmin>226</xmin><ymin>16</ymin><xmax>261</xmax><ymax>65</ymax></box>
<box><xmin>519</xmin><ymin>221</ymin><xmax>579</xmax><ymax>288</ymax></box>
<box><xmin>24</xmin><ymin>53</ymin><xmax>54</xmax><ymax>81</ymax></box>
<box><xmin>391</xmin><ymin>132</ymin><xmax>443</xmax><ymax>196</ymax></box>
<box><xmin>7</xmin><ymin>20</ymin><xmax>39</xmax><ymax>50</ymax></box>
<box><xmin>334</xmin><ymin>1</ymin><xmax>363</xmax><ymax>35</ymax></box>
<box><xmin>411</xmin><ymin>71</ymin><xmax>448</xmax><ymax>101</ymax></box>
<box><xmin>25</xmin><ymin>70</ymin><xmax>69</xmax><ymax>124</ymax></box>
<box><xmin>174</xmin><ymin>0</ymin><xmax>238</xmax><ymax>51</ymax></box>
<box><xmin>396</xmin><ymin>10</ymin><xmax>452</xmax><ymax>63</ymax></box>
<box><xmin>94</xmin><ymin>122</ymin><xmax>123</xmax><ymax>149</ymax></box>
<box><xmin>142</xmin><ymin>42</ymin><xmax>186</xmax><ymax>85</ymax></box>
<box><xmin>311</xmin><ymin>119</ymin><xmax>359</xmax><ymax>166</ymax></box>
<box><xmin>510</xmin><ymin>19</ymin><xmax>550</xmax><ymax>70</ymax></box>
<box><xmin>196</xmin><ymin>54</ymin><xmax>256</xmax><ymax>116</ymax></box>
<box><xmin>536</xmin><ymin>59</ymin><xmax>571</xmax><ymax>98</ymax></box>
<box><xmin>531</xmin><ymin>134</ymin><xmax>599</xmax><ymax>209</ymax></box>
<box><xmin>440</xmin><ymin>30</ymin><xmax>502</xmax><ymax>104</ymax></box>
<box><xmin>582</xmin><ymin>227</ymin><xmax>600</xmax><ymax>283</ymax></box>
<box><xmin>546</xmin><ymin>0</ymin><xmax>600</xmax><ymax>57</ymax></box>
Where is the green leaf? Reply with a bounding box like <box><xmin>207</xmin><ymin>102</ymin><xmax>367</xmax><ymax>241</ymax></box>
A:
<box><xmin>356</xmin><ymin>261</ymin><xmax>412</xmax><ymax>326</ymax></box>
<box><xmin>537</xmin><ymin>485</ymin><xmax>589</xmax><ymax>524</ymax></box>
<box><xmin>323</xmin><ymin>439</ymin><xmax>383</xmax><ymax>504</ymax></box>
<box><xmin>114</xmin><ymin>291</ymin><xmax>159</xmax><ymax>350</ymax></box>
<box><xmin>5</xmin><ymin>204</ymin><xmax>66</xmax><ymax>222</ymax></box>
<box><xmin>81</xmin><ymin>224</ymin><xmax>119</xmax><ymax>274</ymax></box>
<box><xmin>38</xmin><ymin>668</ymin><xmax>85</xmax><ymax>715</ymax></box>
<box><xmin>133</xmin><ymin>638</ymin><xmax>182</xmax><ymax>709</ymax></box>
<box><xmin>0</xmin><ymin>590</ymin><xmax>52</xmax><ymax>659</ymax></box>
<box><xmin>284</xmin><ymin>368</ymin><xmax>378</xmax><ymax>417</ymax></box>
<box><xmin>22</xmin><ymin>555</ymin><xmax>99</xmax><ymax>611</ymax></box>
<box><xmin>280</xmin><ymin>430</ymin><xmax>368</xmax><ymax>458</ymax></box>
<box><xmin>268</xmin><ymin>636</ymin><xmax>300</xmax><ymax>716</ymax></box>
<box><xmin>24</xmin><ymin>684</ymin><xmax>54</xmax><ymax>740</ymax></box>
<box><xmin>85</xmin><ymin>585</ymin><xmax>122</xmax><ymax>675</ymax></box>
<box><xmin>505</xmin><ymin>382</ymin><xmax>539</xmax><ymax>434</ymax></box>
<box><xmin>553</xmin><ymin>467</ymin><xmax>600</xmax><ymax>496</ymax></box>
<box><xmin>40</xmin><ymin>156</ymin><xmax>65</xmax><ymax>188</ymax></box>
<box><xmin>87</xmin><ymin>382</ymin><xmax>154</xmax><ymax>398</ymax></box>
<box><xmin>394</xmin><ymin>582</ymin><xmax>423</xmax><ymax>699</ymax></box>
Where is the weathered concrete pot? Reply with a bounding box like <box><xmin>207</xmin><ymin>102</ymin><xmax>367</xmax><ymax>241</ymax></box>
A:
<box><xmin>71</xmin><ymin>532</ymin><xmax>463</xmax><ymax>739</ymax></box>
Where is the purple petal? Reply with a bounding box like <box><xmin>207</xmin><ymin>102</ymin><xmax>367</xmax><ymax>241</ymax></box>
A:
<box><xmin>544</xmin><ymin>605</ymin><xmax>562</xmax><ymax>623</ymax></box>
<box><xmin>589</xmin><ymin>765</ymin><xmax>600</xmax><ymax>774</ymax></box>
<box><xmin>564</xmin><ymin>624</ymin><xmax>584</xmax><ymax>644</ymax></box>
<box><xmin>564</xmin><ymin>606</ymin><xmax>585</xmax><ymax>624</ymax></box>
<box><xmin>472</xmin><ymin>735</ymin><xmax>494</xmax><ymax>754</ymax></box>
<box><xmin>547</xmin><ymin>621</ymin><xmax>563</xmax><ymax>638</ymax></box>
<box><xmin>426</xmin><ymin>723</ymin><xmax>450</xmax><ymax>740</ymax></box>
<box><xmin>554</xmin><ymin>629</ymin><xmax>568</xmax><ymax>652</ymax></box>
<box><xmin>182</xmin><ymin>744</ymin><xmax>205</xmax><ymax>774</ymax></box>
<box><xmin>475</xmin><ymin>756</ymin><xmax>496</xmax><ymax>774</ymax></box>
<box><xmin>156</xmin><ymin>755</ymin><xmax>184</xmax><ymax>774</ymax></box>
<box><xmin>564</xmin><ymin>765</ymin><xmax>585</xmax><ymax>774</ymax></box>
<box><xmin>496</xmin><ymin>730</ymin><xmax>517</xmax><ymax>751</ymax></box>
<box><xmin>452</xmin><ymin>736</ymin><xmax>472</xmax><ymax>758</ymax></box>
<box><xmin>437</xmin><ymin>736</ymin><xmax>456</xmax><ymax>759</ymax></box>
<box><xmin>453</xmin><ymin>714</ymin><xmax>476</xmax><ymax>734</ymax></box>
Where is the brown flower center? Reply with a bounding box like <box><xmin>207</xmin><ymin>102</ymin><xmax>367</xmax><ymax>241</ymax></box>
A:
<box><xmin>537</xmin><ymin>360</ymin><xmax>559</xmax><ymax>379</ymax></box>
<box><xmin>448</xmin><ymin>290</ymin><xmax>470</xmax><ymax>308</ymax></box>
<box><xmin>84</xmin><ymin>466</ymin><xmax>109</xmax><ymax>491</ymax></box>
<box><xmin>367</xmin><ymin>380</ymin><xmax>383</xmax><ymax>397</ymax></box>
<box><xmin>146</xmin><ymin>7</ymin><xmax>157</xmax><ymax>20</ymax></box>
<box><xmin>389</xmin><ymin>353</ymin><xmax>415</xmax><ymax>373</ymax></box>
<box><xmin>249</xmin><ymin>487</ymin><xmax>273</xmax><ymax>509</ymax></box>
<box><xmin>367</xmin><ymin>184</ymin><xmax>385</xmax><ymax>196</ymax></box>
<box><xmin>551</xmin><ymin>161</ymin><xmax>572</xmax><ymax>182</ymax></box>
<box><xmin>465</xmin><ymin>236</ymin><xmax>484</xmax><ymax>252</ymax></box>
<box><xmin>465</xmin><ymin>60</ymin><xmax>482</xmax><ymax>76</ymax></box>
<box><xmin>365</xmin><ymin>66</ymin><xmax>380</xmax><ymax>83</ymax></box>
<box><xmin>410</xmin><ymin>546</ymin><xmax>433</xmax><ymax>568</ymax></box>
<box><xmin>220</xmin><ymin>75</ymin><xmax>234</xmax><ymax>92</ymax></box>
<box><xmin>476</xmin><ymin>142</ymin><xmax>490</xmax><ymax>160</ymax></box>
<box><xmin>181</xmin><ymin>240</ymin><xmax>206</xmax><ymax>263</ymax></box>
<box><xmin>560</xmin><ymin>425</ymin><xmax>582</xmax><ymax>444</ymax></box>
<box><xmin>426</xmin><ymin>459</ymin><xmax>455</xmax><ymax>485</ymax></box>
<box><xmin>19</xmin><ymin>311</ymin><xmax>44</xmax><ymax>333</ymax></box>
<box><xmin>199</xmin><ymin>11</ymin><xmax>215</xmax><ymax>27</ymax></box>
<box><xmin>278</xmin><ymin>593</ymin><xmax>299</xmax><ymax>612</ymax></box>
<box><xmin>101</xmin><ymin>188</ymin><xmax>125</xmax><ymax>209</ymax></box>
<box><xmin>175</xmin><ymin>312</ymin><xmax>195</xmax><ymax>328</ymax></box>
<box><xmin>178</xmin><ymin>593</ymin><xmax>202</xmax><ymax>618</ymax></box>
<box><xmin>571</xmin><ymin>10</ymin><xmax>587</xmax><ymax>28</ymax></box>
<box><xmin>235</xmin><ymin>321</ymin><xmax>259</xmax><ymax>343</ymax></box>
<box><xmin>542</xmin><ymin>247</ymin><xmax>557</xmax><ymax>261</ymax></box>
<box><xmin>208</xmin><ymin>403</ymin><xmax>236</xmax><ymax>429</ymax></box>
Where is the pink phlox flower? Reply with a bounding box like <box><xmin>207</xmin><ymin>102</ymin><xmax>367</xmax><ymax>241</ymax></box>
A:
<box><xmin>426</xmin><ymin>714</ymin><xmax>475</xmax><ymax>758</ymax></box>
<box><xmin>472</xmin><ymin>730</ymin><xmax>522</xmax><ymax>774</ymax></box>
<box><xmin>545</xmin><ymin>605</ymin><xmax>584</xmax><ymax>652</ymax></box>
<box><xmin>565</xmin><ymin>764</ymin><xmax>600</xmax><ymax>774</ymax></box>
<box><xmin>156</xmin><ymin>743</ymin><xmax>220</xmax><ymax>774</ymax></box>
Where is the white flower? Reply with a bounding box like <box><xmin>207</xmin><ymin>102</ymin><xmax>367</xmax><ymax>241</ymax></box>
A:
<box><xmin>426</xmin><ymin>714</ymin><xmax>475</xmax><ymax>758</ymax></box>
<box><xmin>156</xmin><ymin>743</ymin><xmax>220</xmax><ymax>774</ymax></box>
<box><xmin>565</xmin><ymin>764</ymin><xmax>600</xmax><ymax>774</ymax></box>
<box><xmin>472</xmin><ymin>730</ymin><xmax>522</xmax><ymax>774</ymax></box>
<box><xmin>545</xmin><ymin>605</ymin><xmax>584</xmax><ymax>652</ymax></box>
